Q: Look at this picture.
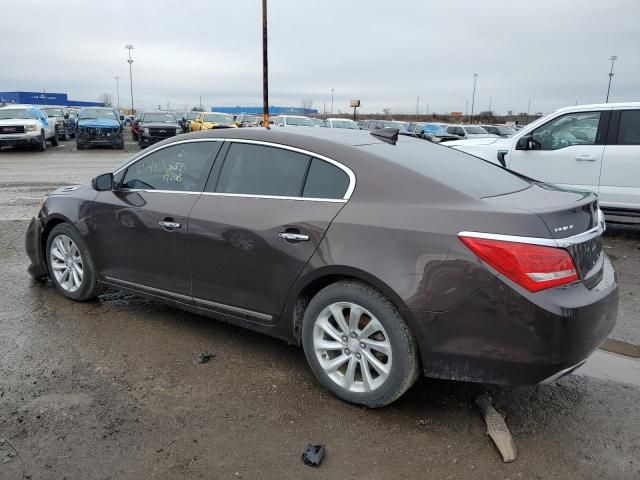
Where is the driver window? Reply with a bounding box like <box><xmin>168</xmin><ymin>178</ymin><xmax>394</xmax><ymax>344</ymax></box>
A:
<box><xmin>122</xmin><ymin>142</ymin><xmax>217</xmax><ymax>192</ymax></box>
<box><xmin>532</xmin><ymin>112</ymin><xmax>601</xmax><ymax>150</ymax></box>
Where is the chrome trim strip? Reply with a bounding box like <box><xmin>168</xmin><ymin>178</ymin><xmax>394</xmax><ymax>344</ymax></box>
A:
<box><xmin>112</xmin><ymin>137</ymin><xmax>357</xmax><ymax>201</ymax></box>
<box><xmin>539</xmin><ymin>358</ymin><xmax>587</xmax><ymax>384</ymax></box>
<box><xmin>103</xmin><ymin>276</ymin><xmax>273</xmax><ymax>322</ymax></box>
<box><xmin>118</xmin><ymin>188</ymin><xmax>201</xmax><ymax>195</ymax></box>
<box><xmin>199</xmin><ymin>192</ymin><xmax>346</xmax><ymax>203</ymax></box>
<box><xmin>113</xmin><ymin>138</ymin><xmax>225</xmax><ymax>175</ymax></box>
<box><xmin>193</xmin><ymin>297</ymin><xmax>273</xmax><ymax>322</ymax></box>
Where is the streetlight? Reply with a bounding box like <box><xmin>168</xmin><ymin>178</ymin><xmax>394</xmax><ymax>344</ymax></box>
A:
<box><xmin>470</xmin><ymin>73</ymin><xmax>478</xmax><ymax>124</ymax></box>
<box><xmin>114</xmin><ymin>76</ymin><xmax>120</xmax><ymax>113</ymax></box>
<box><xmin>125</xmin><ymin>44</ymin><xmax>134</xmax><ymax>114</ymax></box>
<box><xmin>605</xmin><ymin>55</ymin><xmax>618</xmax><ymax>103</ymax></box>
<box><xmin>415</xmin><ymin>96</ymin><xmax>420</xmax><ymax>121</ymax></box>
<box><xmin>330</xmin><ymin>88</ymin><xmax>335</xmax><ymax>116</ymax></box>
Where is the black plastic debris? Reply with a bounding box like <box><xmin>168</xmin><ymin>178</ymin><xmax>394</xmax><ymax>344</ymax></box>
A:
<box><xmin>198</xmin><ymin>352</ymin><xmax>215</xmax><ymax>364</ymax></box>
<box><xmin>301</xmin><ymin>444</ymin><xmax>326</xmax><ymax>467</ymax></box>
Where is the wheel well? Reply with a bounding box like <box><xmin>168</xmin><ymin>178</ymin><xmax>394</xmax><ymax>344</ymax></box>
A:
<box><xmin>41</xmin><ymin>218</ymin><xmax>66</xmax><ymax>260</ymax></box>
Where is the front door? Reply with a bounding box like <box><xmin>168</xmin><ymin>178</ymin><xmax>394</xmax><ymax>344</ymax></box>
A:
<box><xmin>92</xmin><ymin>140</ymin><xmax>220</xmax><ymax>295</ymax></box>
<box><xmin>508</xmin><ymin>110</ymin><xmax>608</xmax><ymax>194</ymax></box>
<box><xmin>188</xmin><ymin>141</ymin><xmax>353</xmax><ymax>320</ymax></box>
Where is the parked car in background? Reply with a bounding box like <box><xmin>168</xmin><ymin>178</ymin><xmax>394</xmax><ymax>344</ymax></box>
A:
<box><xmin>357</xmin><ymin>120</ymin><xmax>368</xmax><ymax>130</ymax></box>
<box><xmin>325</xmin><ymin>118</ymin><xmax>358</xmax><ymax>129</ymax></box>
<box><xmin>26</xmin><ymin>127</ymin><xmax>617</xmax><ymax>408</ymax></box>
<box><xmin>406</xmin><ymin>122</ymin><xmax>461</xmax><ymax>143</ymax></box>
<box><xmin>0</xmin><ymin>105</ymin><xmax>58</xmax><ymax>151</ymax></box>
<box><xmin>76</xmin><ymin>107</ymin><xmax>124</xmax><ymax>150</ymax></box>
<box><xmin>190</xmin><ymin>112</ymin><xmax>237</xmax><ymax>131</ymax></box>
<box><xmin>273</xmin><ymin>115</ymin><xmax>314</xmax><ymax>127</ymax></box>
<box><xmin>42</xmin><ymin>106</ymin><xmax>75</xmax><ymax>141</ymax></box>
<box><xmin>447</xmin><ymin>102</ymin><xmax>640</xmax><ymax>219</ymax></box>
<box><xmin>480</xmin><ymin>125</ymin><xmax>517</xmax><ymax>138</ymax></box>
<box><xmin>362</xmin><ymin>120</ymin><xmax>409</xmax><ymax>131</ymax></box>
<box><xmin>235</xmin><ymin>114</ymin><xmax>259</xmax><ymax>127</ymax></box>
<box><xmin>179</xmin><ymin>112</ymin><xmax>199</xmax><ymax>133</ymax></box>
<box><xmin>445</xmin><ymin>125</ymin><xmax>499</xmax><ymax>139</ymax></box>
<box><xmin>137</xmin><ymin>111</ymin><xmax>181</xmax><ymax>149</ymax></box>
<box><xmin>310</xmin><ymin>118</ymin><xmax>325</xmax><ymax>127</ymax></box>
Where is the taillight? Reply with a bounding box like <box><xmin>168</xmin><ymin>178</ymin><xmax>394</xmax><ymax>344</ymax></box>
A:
<box><xmin>459</xmin><ymin>235</ymin><xmax>579</xmax><ymax>292</ymax></box>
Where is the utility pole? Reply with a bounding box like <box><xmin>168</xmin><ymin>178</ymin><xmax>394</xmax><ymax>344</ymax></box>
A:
<box><xmin>114</xmin><ymin>76</ymin><xmax>120</xmax><ymax>113</ymax></box>
<box><xmin>470</xmin><ymin>73</ymin><xmax>478</xmax><ymax>124</ymax></box>
<box><xmin>605</xmin><ymin>55</ymin><xmax>618</xmax><ymax>103</ymax></box>
<box><xmin>262</xmin><ymin>0</ymin><xmax>270</xmax><ymax>129</ymax></box>
<box><xmin>125</xmin><ymin>45</ymin><xmax>134</xmax><ymax>114</ymax></box>
<box><xmin>199</xmin><ymin>95</ymin><xmax>202</xmax><ymax>110</ymax></box>
<box><xmin>526</xmin><ymin>97</ymin><xmax>531</xmax><ymax>125</ymax></box>
<box><xmin>330</xmin><ymin>88</ymin><xmax>334</xmax><ymax>116</ymax></box>
<box><xmin>415</xmin><ymin>96</ymin><xmax>420</xmax><ymax>121</ymax></box>
<box><xmin>488</xmin><ymin>96</ymin><xmax>492</xmax><ymax>114</ymax></box>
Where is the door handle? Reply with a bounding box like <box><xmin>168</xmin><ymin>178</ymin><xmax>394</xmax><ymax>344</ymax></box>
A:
<box><xmin>575</xmin><ymin>155</ymin><xmax>597</xmax><ymax>162</ymax></box>
<box><xmin>159</xmin><ymin>220</ymin><xmax>181</xmax><ymax>229</ymax></box>
<box><xmin>278</xmin><ymin>232</ymin><xmax>310</xmax><ymax>242</ymax></box>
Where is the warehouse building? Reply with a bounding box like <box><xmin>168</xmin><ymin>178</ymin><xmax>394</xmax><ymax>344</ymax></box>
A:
<box><xmin>212</xmin><ymin>106</ymin><xmax>318</xmax><ymax>115</ymax></box>
<box><xmin>0</xmin><ymin>91</ymin><xmax>103</xmax><ymax>108</ymax></box>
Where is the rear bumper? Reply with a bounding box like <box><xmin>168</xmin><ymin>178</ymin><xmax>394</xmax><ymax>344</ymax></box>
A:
<box><xmin>409</xmin><ymin>255</ymin><xmax>618</xmax><ymax>385</ymax></box>
<box><xmin>25</xmin><ymin>216</ymin><xmax>48</xmax><ymax>278</ymax></box>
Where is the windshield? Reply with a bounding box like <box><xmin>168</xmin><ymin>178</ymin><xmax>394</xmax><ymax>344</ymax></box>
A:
<box><xmin>43</xmin><ymin>108</ymin><xmax>64</xmax><ymax>117</ymax></box>
<box><xmin>185</xmin><ymin>112</ymin><xmax>198</xmax><ymax>120</ymax></box>
<box><xmin>422</xmin><ymin>123</ymin><xmax>448</xmax><ymax>134</ymax></box>
<box><xmin>465</xmin><ymin>126</ymin><xmax>489</xmax><ymax>134</ymax></box>
<box><xmin>143</xmin><ymin>113</ymin><xmax>176</xmax><ymax>123</ymax></box>
<box><xmin>203</xmin><ymin>113</ymin><xmax>233</xmax><ymax>124</ymax></box>
<box><xmin>496</xmin><ymin>126</ymin><xmax>516</xmax><ymax>136</ymax></box>
<box><xmin>79</xmin><ymin>109</ymin><xmax>117</xmax><ymax>120</ymax></box>
<box><xmin>331</xmin><ymin>120</ymin><xmax>358</xmax><ymax>129</ymax></box>
<box><xmin>383</xmin><ymin>121</ymin><xmax>408</xmax><ymax>131</ymax></box>
<box><xmin>286</xmin><ymin>117</ymin><xmax>314</xmax><ymax>126</ymax></box>
<box><xmin>0</xmin><ymin>109</ymin><xmax>39</xmax><ymax>120</ymax></box>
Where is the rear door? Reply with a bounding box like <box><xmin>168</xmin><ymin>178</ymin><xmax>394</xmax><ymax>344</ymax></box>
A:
<box><xmin>598</xmin><ymin>108</ymin><xmax>640</xmax><ymax>210</ymax></box>
<box><xmin>92</xmin><ymin>140</ymin><xmax>220</xmax><ymax>295</ymax></box>
<box><xmin>508</xmin><ymin>110</ymin><xmax>610</xmax><ymax>194</ymax></box>
<box><xmin>187</xmin><ymin>141</ymin><xmax>353</xmax><ymax>321</ymax></box>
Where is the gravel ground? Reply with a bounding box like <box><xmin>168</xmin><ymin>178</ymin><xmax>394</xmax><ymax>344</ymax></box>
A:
<box><xmin>1</xmin><ymin>140</ymin><xmax>639</xmax><ymax>479</ymax></box>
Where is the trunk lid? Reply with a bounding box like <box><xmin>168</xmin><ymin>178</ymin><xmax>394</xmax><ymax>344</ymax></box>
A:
<box><xmin>482</xmin><ymin>182</ymin><xmax>604</xmax><ymax>283</ymax></box>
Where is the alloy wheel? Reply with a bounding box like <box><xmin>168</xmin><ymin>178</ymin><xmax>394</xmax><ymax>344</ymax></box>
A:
<box><xmin>49</xmin><ymin>234</ymin><xmax>84</xmax><ymax>292</ymax></box>
<box><xmin>313</xmin><ymin>302</ymin><xmax>392</xmax><ymax>393</ymax></box>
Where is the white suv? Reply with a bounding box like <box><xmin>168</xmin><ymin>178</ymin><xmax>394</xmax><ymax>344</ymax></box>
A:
<box><xmin>0</xmin><ymin>105</ymin><xmax>58</xmax><ymax>151</ymax></box>
<box><xmin>447</xmin><ymin>102</ymin><xmax>640</xmax><ymax>220</ymax></box>
<box><xmin>273</xmin><ymin>115</ymin><xmax>314</xmax><ymax>127</ymax></box>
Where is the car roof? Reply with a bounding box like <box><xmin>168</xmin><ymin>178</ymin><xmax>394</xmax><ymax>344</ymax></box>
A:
<box><xmin>327</xmin><ymin>117</ymin><xmax>355</xmax><ymax>121</ymax></box>
<box><xmin>0</xmin><ymin>104</ymin><xmax>37</xmax><ymax>110</ymax></box>
<box><xmin>554</xmin><ymin>101</ymin><xmax>640</xmax><ymax>113</ymax></box>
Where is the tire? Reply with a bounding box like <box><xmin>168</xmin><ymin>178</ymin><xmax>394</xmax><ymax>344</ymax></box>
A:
<box><xmin>76</xmin><ymin>142</ymin><xmax>85</xmax><ymax>150</ymax></box>
<box><xmin>50</xmin><ymin>130</ymin><xmax>59</xmax><ymax>146</ymax></box>
<box><xmin>115</xmin><ymin>141</ymin><xmax>124</xmax><ymax>150</ymax></box>
<box><xmin>45</xmin><ymin>223</ymin><xmax>103</xmax><ymax>301</ymax></box>
<box><xmin>37</xmin><ymin>132</ymin><xmax>47</xmax><ymax>151</ymax></box>
<box><xmin>302</xmin><ymin>281</ymin><xmax>419</xmax><ymax>408</ymax></box>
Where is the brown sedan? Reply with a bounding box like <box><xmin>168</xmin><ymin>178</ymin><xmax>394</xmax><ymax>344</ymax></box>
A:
<box><xmin>25</xmin><ymin>127</ymin><xmax>617</xmax><ymax>407</ymax></box>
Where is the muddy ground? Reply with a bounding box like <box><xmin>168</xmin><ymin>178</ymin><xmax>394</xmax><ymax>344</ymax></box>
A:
<box><xmin>1</xmin><ymin>139</ymin><xmax>639</xmax><ymax>479</ymax></box>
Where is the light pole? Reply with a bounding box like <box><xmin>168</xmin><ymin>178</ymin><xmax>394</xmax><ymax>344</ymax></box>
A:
<box><xmin>125</xmin><ymin>45</ymin><xmax>134</xmax><ymax>114</ymax></box>
<box><xmin>262</xmin><ymin>0</ymin><xmax>270</xmax><ymax>129</ymax></box>
<box><xmin>415</xmin><ymin>96</ymin><xmax>420</xmax><ymax>120</ymax></box>
<box><xmin>526</xmin><ymin>97</ymin><xmax>531</xmax><ymax>125</ymax></box>
<box><xmin>470</xmin><ymin>73</ymin><xmax>478</xmax><ymax>124</ymax></box>
<box><xmin>114</xmin><ymin>76</ymin><xmax>120</xmax><ymax>113</ymax></box>
<box><xmin>605</xmin><ymin>55</ymin><xmax>618</xmax><ymax>103</ymax></box>
<box><xmin>330</xmin><ymin>88</ymin><xmax>334</xmax><ymax>116</ymax></box>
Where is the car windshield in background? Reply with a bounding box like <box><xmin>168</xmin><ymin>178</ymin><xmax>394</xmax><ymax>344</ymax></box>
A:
<box><xmin>287</xmin><ymin>117</ymin><xmax>314</xmax><ymax>126</ymax></box>
<box><xmin>496</xmin><ymin>126</ymin><xmax>516</xmax><ymax>136</ymax></box>
<box><xmin>465</xmin><ymin>126</ymin><xmax>490</xmax><ymax>134</ymax></box>
<box><xmin>384</xmin><ymin>121</ymin><xmax>408</xmax><ymax>130</ymax></box>
<box><xmin>204</xmin><ymin>114</ymin><xmax>233</xmax><ymax>124</ymax></box>
<box><xmin>423</xmin><ymin>124</ymin><xmax>448</xmax><ymax>134</ymax></box>
<box><xmin>144</xmin><ymin>113</ymin><xmax>176</xmax><ymax>123</ymax></box>
<box><xmin>43</xmin><ymin>108</ymin><xmax>64</xmax><ymax>117</ymax></box>
<box><xmin>332</xmin><ymin>120</ymin><xmax>358</xmax><ymax>129</ymax></box>
<box><xmin>0</xmin><ymin>109</ymin><xmax>39</xmax><ymax>120</ymax></box>
<box><xmin>80</xmin><ymin>109</ymin><xmax>117</xmax><ymax>120</ymax></box>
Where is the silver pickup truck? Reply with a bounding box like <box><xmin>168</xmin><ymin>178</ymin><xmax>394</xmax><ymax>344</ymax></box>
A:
<box><xmin>0</xmin><ymin>105</ymin><xmax>58</xmax><ymax>151</ymax></box>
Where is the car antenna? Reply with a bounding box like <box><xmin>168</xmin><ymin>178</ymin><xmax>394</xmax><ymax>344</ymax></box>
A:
<box><xmin>370</xmin><ymin>127</ymin><xmax>399</xmax><ymax>145</ymax></box>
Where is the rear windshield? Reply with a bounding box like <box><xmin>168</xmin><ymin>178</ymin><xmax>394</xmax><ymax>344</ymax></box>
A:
<box><xmin>358</xmin><ymin>140</ymin><xmax>530</xmax><ymax>198</ymax></box>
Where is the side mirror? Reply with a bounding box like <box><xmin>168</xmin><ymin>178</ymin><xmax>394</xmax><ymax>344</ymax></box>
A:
<box><xmin>516</xmin><ymin>134</ymin><xmax>533</xmax><ymax>150</ymax></box>
<box><xmin>64</xmin><ymin>113</ymin><xmax>69</xmax><ymax>119</ymax></box>
<box><xmin>92</xmin><ymin>173</ymin><xmax>113</xmax><ymax>191</ymax></box>
<box><xmin>120</xmin><ymin>115</ymin><xmax>125</xmax><ymax>121</ymax></box>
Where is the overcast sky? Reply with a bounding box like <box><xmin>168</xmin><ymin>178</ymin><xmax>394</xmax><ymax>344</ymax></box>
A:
<box><xmin>1</xmin><ymin>0</ymin><xmax>638</xmax><ymax>114</ymax></box>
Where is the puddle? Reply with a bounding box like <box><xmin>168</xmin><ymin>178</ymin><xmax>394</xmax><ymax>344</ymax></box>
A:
<box><xmin>574</xmin><ymin>349</ymin><xmax>640</xmax><ymax>387</ymax></box>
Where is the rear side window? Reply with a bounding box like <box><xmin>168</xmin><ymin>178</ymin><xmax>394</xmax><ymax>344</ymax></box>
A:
<box><xmin>303</xmin><ymin>158</ymin><xmax>349</xmax><ymax>199</ymax></box>
<box><xmin>215</xmin><ymin>143</ymin><xmax>311</xmax><ymax>197</ymax></box>
<box><xmin>617</xmin><ymin>110</ymin><xmax>640</xmax><ymax>145</ymax></box>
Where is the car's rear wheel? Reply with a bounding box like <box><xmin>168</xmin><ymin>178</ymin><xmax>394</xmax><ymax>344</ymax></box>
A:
<box><xmin>302</xmin><ymin>281</ymin><xmax>419</xmax><ymax>408</ymax></box>
<box><xmin>50</xmin><ymin>131</ymin><xmax>59</xmax><ymax>146</ymax></box>
<box><xmin>76</xmin><ymin>142</ymin><xmax>85</xmax><ymax>150</ymax></box>
<box><xmin>46</xmin><ymin>224</ymin><xmax>103</xmax><ymax>301</ymax></box>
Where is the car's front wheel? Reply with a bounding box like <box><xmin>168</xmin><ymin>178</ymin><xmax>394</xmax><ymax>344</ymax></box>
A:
<box><xmin>50</xmin><ymin>130</ymin><xmax>59</xmax><ymax>146</ymax></box>
<box><xmin>46</xmin><ymin>224</ymin><xmax>103</xmax><ymax>301</ymax></box>
<box><xmin>302</xmin><ymin>281</ymin><xmax>419</xmax><ymax>408</ymax></box>
<box><xmin>37</xmin><ymin>131</ymin><xmax>47</xmax><ymax>151</ymax></box>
